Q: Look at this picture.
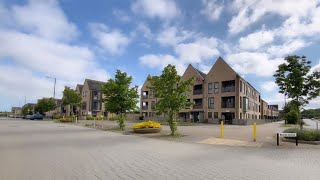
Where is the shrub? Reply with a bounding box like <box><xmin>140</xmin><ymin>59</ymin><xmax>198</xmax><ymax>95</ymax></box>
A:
<box><xmin>109</xmin><ymin>116</ymin><xmax>120</xmax><ymax>121</ymax></box>
<box><xmin>286</xmin><ymin>110</ymin><xmax>299</xmax><ymax>124</ymax></box>
<box><xmin>59</xmin><ymin>117</ymin><xmax>73</xmax><ymax>123</ymax></box>
<box><xmin>132</xmin><ymin>120</ymin><xmax>161</xmax><ymax>129</ymax></box>
<box><xmin>86</xmin><ymin>116</ymin><xmax>107</xmax><ymax>120</ymax></box>
<box><xmin>53</xmin><ymin>115</ymin><xmax>63</xmax><ymax>119</ymax></box>
<box><xmin>284</xmin><ymin>128</ymin><xmax>320</xmax><ymax>141</ymax></box>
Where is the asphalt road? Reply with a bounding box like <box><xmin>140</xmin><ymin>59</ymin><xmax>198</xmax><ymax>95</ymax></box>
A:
<box><xmin>1</xmin><ymin>118</ymin><xmax>320</xmax><ymax>180</ymax></box>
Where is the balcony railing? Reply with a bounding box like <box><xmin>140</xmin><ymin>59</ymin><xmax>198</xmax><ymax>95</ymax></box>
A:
<box><xmin>193</xmin><ymin>104</ymin><xmax>202</xmax><ymax>109</ymax></box>
<box><xmin>222</xmin><ymin>86</ymin><xmax>235</xmax><ymax>93</ymax></box>
<box><xmin>142</xmin><ymin>95</ymin><xmax>148</xmax><ymax>99</ymax></box>
<box><xmin>222</xmin><ymin>103</ymin><xmax>235</xmax><ymax>108</ymax></box>
<box><xmin>193</xmin><ymin>89</ymin><xmax>203</xmax><ymax>95</ymax></box>
<box><xmin>142</xmin><ymin>106</ymin><xmax>148</xmax><ymax>110</ymax></box>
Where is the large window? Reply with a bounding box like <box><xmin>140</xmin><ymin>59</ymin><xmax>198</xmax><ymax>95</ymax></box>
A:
<box><xmin>240</xmin><ymin>96</ymin><xmax>242</xmax><ymax>108</ymax></box>
<box><xmin>208</xmin><ymin>112</ymin><xmax>212</xmax><ymax>118</ymax></box>
<box><xmin>208</xmin><ymin>83</ymin><xmax>213</xmax><ymax>94</ymax></box>
<box><xmin>240</xmin><ymin>81</ymin><xmax>242</xmax><ymax>92</ymax></box>
<box><xmin>222</xmin><ymin>80</ymin><xmax>235</xmax><ymax>93</ymax></box>
<box><xmin>214</xmin><ymin>82</ymin><xmax>219</xmax><ymax>94</ymax></box>
<box><xmin>208</xmin><ymin>97</ymin><xmax>214</xmax><ymax>109</ymax></box>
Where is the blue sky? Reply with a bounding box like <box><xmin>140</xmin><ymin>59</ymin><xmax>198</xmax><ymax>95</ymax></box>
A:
<box><xmin>1</xmin><ymin>0</ymin><xmax>320</xmax><ymax>111</ymax></box>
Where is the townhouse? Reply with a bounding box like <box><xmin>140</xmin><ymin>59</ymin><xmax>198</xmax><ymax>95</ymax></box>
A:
<box><xmin>80</xmin><ymin>79</ymin><xmax>106</xmax><ymax>118</ymax></box>
<box><xmin>140</xmin><ymin>57</ymin><xmax>279</xmax><ymax>125</ymax></box>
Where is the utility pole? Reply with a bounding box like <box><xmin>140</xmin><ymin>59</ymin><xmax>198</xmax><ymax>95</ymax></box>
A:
<box><xmin>46</xmin><ymin>76</ymin><xmax>56</xmax><ymax>99</ymax></box>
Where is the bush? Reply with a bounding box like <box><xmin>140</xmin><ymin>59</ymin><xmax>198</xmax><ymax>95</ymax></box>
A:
<box><xmin>132</xmin><ymin>120</ymin><xmax>161</xmax><ymax>129</ymax></box>
<box><xmin>59</xmin><ymin>117</ymin><xmax>73</xmax><ymax>123</ymax></box>
<box><xmin>286</xmin><ymin>110</ymin><xmax>299</xmax><ymax>124</ymax></box>
<box><xmin>284</xmin><ymin>128</ymin><xmax>320</xmax><ymax>141</ymax></box>
<box><xmin>53</xmin><ymin>115</ymin><xmax>63</xmax><ymax>119</ymax></box>
<box><xmin>109</xmin><ymin>116</ymin><xmax>120</xmax><ymax>121</ymax></box>
<box><xmin>86</xmin><ymin>116</ymin><xmax>107</xmax><ymax>120</ymax></box>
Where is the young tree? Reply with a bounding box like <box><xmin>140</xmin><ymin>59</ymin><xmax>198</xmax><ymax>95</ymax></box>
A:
<box><xmin>148</xmin><ymin>65</ymin><xmax>194</xmax><ymax>136</ymax></box>
<box><xmin>102</xmin><ymin>70</ymin><xmax>138</xmax><ymax>130</ymax></box>
<box><xmin>274</xmin><ymin>55</ymin><xmax>320</xmax><ymax>129</ymax></box>
<box><xmin>22</xmin><ymin>105</ymin><xmax>34</xmax><ymax>116</ymax></box>
<box><xmin>62</xmin><ymin>86</ymin><xmax>81</xmax><ymax>115</ymax></box>
<box><xmin>35</xmin><ymin>98</ymin><xmax>56</xmax><ymax>115</ymax></box>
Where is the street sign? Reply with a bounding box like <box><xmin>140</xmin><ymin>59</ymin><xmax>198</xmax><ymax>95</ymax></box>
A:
<box><xmin>277</xmin><ymin>133</ymin><xmax>298</xmax><ymax>146</ymax></box>
<box><xmin>278</xmin><ymin>133</ymin><xmax>297</xmax><ymax>137</ymax></box>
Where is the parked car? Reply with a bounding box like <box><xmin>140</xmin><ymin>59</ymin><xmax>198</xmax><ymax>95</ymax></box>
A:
<box><xmin>30</xmin><ymin>114</ymin><xmax>43</xmax><ymax>120</ymax></box>
<box><xmin>25</xmin><ymin>115</ymin><xmax>32</xmax><ymax>119</ymax></box>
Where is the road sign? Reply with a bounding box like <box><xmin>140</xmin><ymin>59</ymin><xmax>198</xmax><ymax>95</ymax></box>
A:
<box><xmin>278</xmin><ymin>133</ymin><xmax>297</xmax><ymax>137</ymax></box>
<box><xmin>277</xmin><ymin>133</ymin><xmax>298</xmax><ymax>146</ymax></box>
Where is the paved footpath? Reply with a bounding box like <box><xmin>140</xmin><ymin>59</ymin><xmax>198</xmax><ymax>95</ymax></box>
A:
<box><xmin>1</xmin><ymin>118</ymin><xmax>320</xmax><ymax>180</ymax></box>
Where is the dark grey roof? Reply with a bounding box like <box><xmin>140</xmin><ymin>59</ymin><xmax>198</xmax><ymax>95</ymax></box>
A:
<box><xmin>86</xmin><ymin>79</ymin><xmax>106</xmax><ymax>90</ymax></box>
<box><xmin>76</xmin><ymin>84</ymin><xmax>84</xmax><ymax>92</ymax></box>
<box><xmin>195</xmin><ymin>68</ymin><xmax>206</xmax><ymax>79</ymax></box>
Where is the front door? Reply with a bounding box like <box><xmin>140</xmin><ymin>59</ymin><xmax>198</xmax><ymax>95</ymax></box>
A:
<box><xmin>221</xmin><ymin>112</ymin><xmax>235</xmax><ymax>124</ymax></box>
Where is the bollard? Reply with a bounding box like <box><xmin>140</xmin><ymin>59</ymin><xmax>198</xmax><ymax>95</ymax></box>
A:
<box><xmin>220</xmin><ymin>121</ymin><xmax>224</xmax><ymax>138</ymax></box>
<box><xmin>94</xmin><ymin>118</ymin><xmax>96</xmax><ymax>128</ymax></box>
<box><xmin>101</xmin><ymin>118</ymin><xmax>104</xmax><ymax>129</ymax></box>
<box><xmin>253</xmin><ymin>122</ymin><xmax>257</xmax><ymax>142</ymax></box>
<box><xmin>75</xmin><ymin>116</ymin><xmax>78</xmax><ymax>124</ymax></box>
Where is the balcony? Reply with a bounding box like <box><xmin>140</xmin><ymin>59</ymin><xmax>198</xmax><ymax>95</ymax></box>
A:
<box><xmin>142</xmin><ymin>106</ymin><xmax>148</xmax><ymax>110</ymax></box>
<box><xmin>142</xmin><ymin>91</ymin><xmax>149</xmax><ymax>99</ymax></box>
<box><xmin>142</xmin><ymin>95</ymin><xmax>148</xmax><ymax>99</ymax></box>
<box><xmin>221</xmin><ymin>96</ymin><xmax>235</xmax><ymax>108</ymax></box>
<box><xmin>193</xmin><ymin>104</ymin><xmax>202</xmax><ymax>109</ymax></box>
<box><xmin>193</xmin><ymin>89</ymin><xmax>203</xmax><ymax>95</ymax></box>
<box><xmin>222</xmin><ymin>80</ymin><xmax>235</xmax><ymax>93</ymax></box>
<box><xmin>193</xmin><ymin>84</ymin><xmax>203</xmax><ymax>95</ymax></box>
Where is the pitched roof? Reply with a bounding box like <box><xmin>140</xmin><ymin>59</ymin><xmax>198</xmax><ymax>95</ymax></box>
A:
<box><xmin>85</xmin><ymin>79</ymin><xmax>106</xmax><ymax>90</ymax></box>
<box><xmin>194</xmin><ymin>68</ymin><xmax>206</xmax><ymax>79</ymax></box>
<box><xmin>76</xmin><ymin>84</ymin><xmax>84</xmax><ymax>92</ymax></box>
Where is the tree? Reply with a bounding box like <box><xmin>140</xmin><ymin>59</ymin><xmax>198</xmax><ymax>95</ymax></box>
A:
<box><xmin>62</xmin><ymin>86</ymin><xmax>81</xmax><ymax>115</ymax></box>
<box><xmin>22</xmin><ymin>105</ymin><xmax>33</xmax><ymax>116</ymax></box>
<box><xmin>148</xmin><ymin>65</ymin><xmax>194</xmax><ymax>136</ymax></box>
<box><xmin>283</xmin><ymin>100</ymin><xmax>298</xmax><ymax>124</ymax></box>
<box><xmin>35</xmin><ymin>98</ymin><xmax>56</xmax><ymax>115</ymax></box>
<box><xmin>274</xmin><ymin>55</ymin><xmax>320</xmax><ymax>129</ymax></box>
<box><xmin>102</xmin><ymin>70</ymin><xmax>139</xmax><ymax>130</ymax></box>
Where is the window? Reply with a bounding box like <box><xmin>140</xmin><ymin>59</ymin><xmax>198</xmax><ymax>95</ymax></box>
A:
<box><xmin>208</xmin><ymin>97</ymin><xmax>214</xmax><ymax>109</ymax></box>
<box><xmin>240</xmin><ymin>113</ymin><xmax>242</xmax><ymax>119</ymax></box>
<box><xmin>208</xmin><ymin>83</ymin><xmax>213</xmax><ymax>94</ymax></box>
<box><xmin>208</xmin><ymin>112</ymin><xmax>212</xmax><ymax>118</ymax></box>
<box><xmin>214</xmin><ymin>82</ymin><xmax>219</xmax><ymax>94</ymax></box>
<box><xmin>214</xmin><ymin>112</ymin><xmax>218</xmax><ymax>118</ymax></box>
<box><xmin>240</xmin><ymin>81</ymin><xmax>242</xmax><ymax>92</ymax></box>
<box><xmin>240</xmin><ymin>96</ymin><xmax>242</xmax><ymax>108</ymax></box>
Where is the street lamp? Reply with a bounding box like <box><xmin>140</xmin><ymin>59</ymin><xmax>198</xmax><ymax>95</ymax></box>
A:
<box><xmin>46</xmin><ymin>76</ymin><xmax>56</xmax><ymax>98</ymax></box>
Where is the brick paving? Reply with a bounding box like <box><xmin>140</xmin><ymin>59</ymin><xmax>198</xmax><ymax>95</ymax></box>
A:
<box><xmin>1</xmin><ymin>118</ymin><xmax>320</xmax><ymax>180</ymax></box>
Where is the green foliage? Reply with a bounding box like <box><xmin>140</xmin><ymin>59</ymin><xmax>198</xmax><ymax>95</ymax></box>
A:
<box><xmin>148</xmin><ymin>64</ymin><xmax>194</xmax><ymax>136</ymax></box>
<box><xmin>22</xmin><ymin>105</ymin><xmax>33</xmax><ymax>115</ymax></box>
<box><xmin>284</xmin><ymin>128</ymin><xmax>320</xmax><ymax>141</ymax></box>
<box><xmin>108</xmin><ymin>116</ymin><xmax>120</xmax><ymax>121</ymax></box>
<box><xmin>301</xmin><ymin>108</ymin><xmax>320</xmax><ymax>119</ymax></box>
<box><xmin>86</xmin><ymin>116</ymin><xmax>107</xmax><ymax>120</ymax></box>
<box><xmin>274</xmin><ymin>56</ymin><xmax>320</xmax><ymax>129</ymax></box>
<box><xmin>286</xmin><ymin>110</ymin><xmax>299</xmax><ymax>124</ymax></box>
<box><xmin>53</xmin><ymin>115</ymin><xmax>63</xmax><ymax>119</ymax></box>
<box><xmin>62</xmin><ymin>86</ymin><xmax>81</xmax><ymax>108</ymax></box>
<box><xmin>35</xmin><ymin>98</ymin><xmax>56</xmax><ymax>115</ymax></box>
<box><xmin>102</xmin><ymin>70</ymin><xmax>139</xmax><ymax>130</ymax></box>
<box><xmin>59</xmin><ymin>117</ymin><xmax>73</xmax><ymax>123</ymax></box>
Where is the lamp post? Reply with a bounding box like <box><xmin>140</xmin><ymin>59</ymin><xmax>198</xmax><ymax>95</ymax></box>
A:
<box><xmin>46</xmin><ymin>76</ymin><xmax>56</xmax><ymax>98</ymax></box>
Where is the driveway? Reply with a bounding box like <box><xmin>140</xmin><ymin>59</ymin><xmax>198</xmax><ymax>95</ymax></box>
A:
<box><xmin>1</xmin><ymin>118</ymin><xmax>320</xmax><ymax>180</ymax></box>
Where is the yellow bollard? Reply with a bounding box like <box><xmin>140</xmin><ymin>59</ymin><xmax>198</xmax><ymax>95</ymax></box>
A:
<box><xmin>253</xmin><ymin>122</ymin><xmax>257</xmax><ymax>142</ymax></box>
<box><xmin>220</xmin><ymin>121</ymin><xmax>224</xmax><ymax>138</ymax></box>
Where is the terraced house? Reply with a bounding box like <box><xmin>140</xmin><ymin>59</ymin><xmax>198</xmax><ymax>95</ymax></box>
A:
<box><xmin>80</xmin><ymin>79</ymin><xmax>106</xmax><ymax>118</ymax></box>
<box><xmin>140</xmin><ymin>57</ymin><xmax>279</xmax><ymax>125</ymax></box>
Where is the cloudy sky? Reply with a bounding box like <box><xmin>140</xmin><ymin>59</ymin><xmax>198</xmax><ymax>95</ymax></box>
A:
<box><xmin>1</xmin><ymin>0</ymin><xmax>320</xmax><ymax>111</ymax></box>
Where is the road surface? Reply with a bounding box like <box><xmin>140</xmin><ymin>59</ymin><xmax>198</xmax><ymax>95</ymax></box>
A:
<box><xmin>1</xmin><ymin>118</ymin><xmax>320</xmax><ymax>180</ymax></box>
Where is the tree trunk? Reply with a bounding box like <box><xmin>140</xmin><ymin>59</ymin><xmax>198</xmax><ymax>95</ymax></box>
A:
<box><xmin>118</xmin><ymin>113</ymin><xmax>125</xmax><ymax>130</ymax></box>
<box><xmin>168</xmin><ymin>111</ymin><xmax>178</xmax><ymax>136</ymax></box>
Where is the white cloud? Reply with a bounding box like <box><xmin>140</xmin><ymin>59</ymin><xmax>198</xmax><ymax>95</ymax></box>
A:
<box><xmin>267</xmin><ymin>39</ymin><xmax>308</xmax><ymax>57</ymax></box>
<box><xmin>112</xmin><ymin>9</ymin><xmax>131</xmax><ymax>23</ymax></box>
<box><xmin>90</xmin><ymin>23</ymin><xmax>130</xmax><ymax>55</ymax></box>
<box><xmin>131</xmin><ymin>0</ymin><xmax>180</xmax><ymax>20</ymax></box>
<box><xmin>0</xmin><ymin>0</ymin><xmax>110</xmax><ymax>109</ymax></box>
<box><xmin>139</xmin><ymin>54</ymin><xmax>186</xmax><ymax>75</ymax></box>
<box><xmin>175</xmin><ymin>37</ymin><xmax>219</xmax><ymax>63</ymax></box>
<box><xmin>136</xmin><ymin>22</ymin><xmax>153</xmax><ymax>39</ymax></box>
<box><xmin>201</xmin><ymin>0</ymin><xmax>224</xmax><ymax>22</ymax></box>
<box><xmin>239</xmin><ymin>30</ymin><xmax>274</xmax><ymax>50</ymax></box>
<box><xmin>228</xmin><ymin>0</ymin><xmax>319</xmax><ymax>34</ymax></box>
<box><xmin>11</xmin><ymin>0</ymin><xmax>78</xmax><ymax>42</ymax></box>
<box><xmin>156</xmin><ymin>26</ymin><xmax>195</xmax><ymax>46</ymax></box>
<box><xmin>260</xmin><ymin>81</ymin><xmax>277</xmax><ymax>92</ymax></box>
<box><xmin>226</xmin><ymin>52</ymin><xmax>284</xmax><ymax>77</ymax></box>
